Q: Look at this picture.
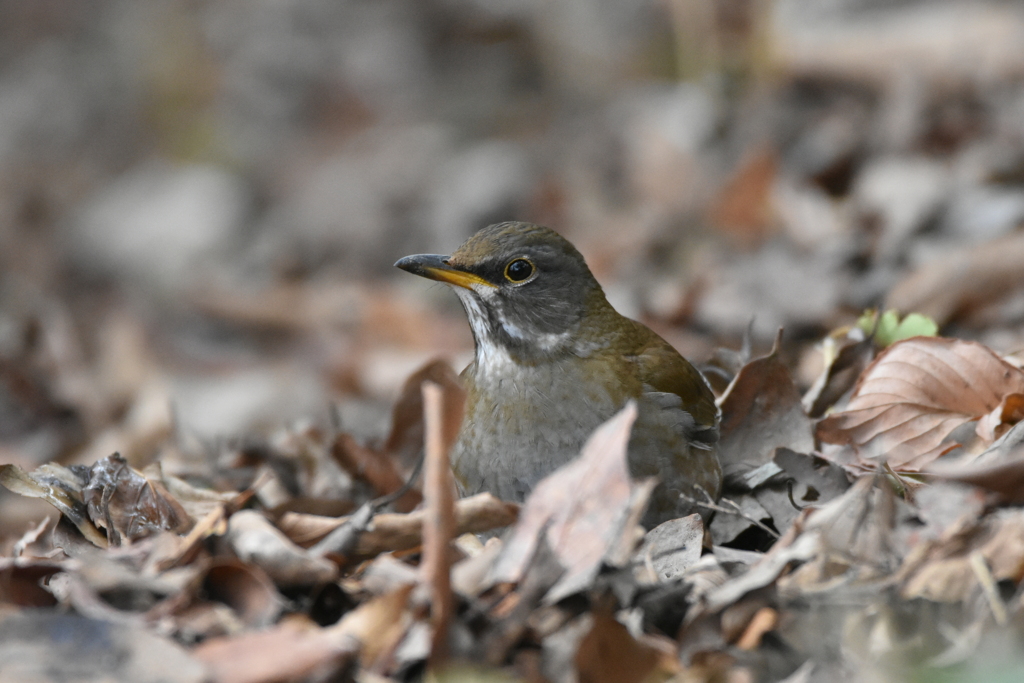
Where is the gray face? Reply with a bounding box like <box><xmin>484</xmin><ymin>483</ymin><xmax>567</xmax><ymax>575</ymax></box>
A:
<box><xmin>445</xmin><ymin>223</ymin><xmax>606</xmax><ymax>363</ymax></box>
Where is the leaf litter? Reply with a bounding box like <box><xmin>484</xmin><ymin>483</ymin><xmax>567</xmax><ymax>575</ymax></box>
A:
<box><xmin>8</xmin><ymin>1</ymin><xmax>1024</xmax><ymax>679</ymax></box>
<box><xmin>8</xmin><ymin>318</ymin><xmax>1024</xmax><ymax>682</ymax></box>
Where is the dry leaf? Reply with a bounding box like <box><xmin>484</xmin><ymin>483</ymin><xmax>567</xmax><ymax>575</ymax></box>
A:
<box><xmin>83</xmin><ymin>453</ymin><xmax>193</xmax><ymax>545</ymax></box>
<box><xmin>489</xmin><ymin>403</ymin><xmax>646</xmax><ymax>600</ymax></box>
<box><xmin>574</xmin><ymin>613</ymin><xmax>664</xmax><ymax>683</ymax></box>
<box><xmin>332</xmin><ymin>433</ymin><xmax>422</xmax><ymax>513</ymax></box>
<box><xmin>634</xmin><ymin>514</ymin><xmax>704</xmax><ymax>582</ymax></box>
<box><xmin>975</xmin><ymin>392</ymin><xmax>1024</xmax><ymax>442</ymax></box>
<box><xmin>384</xmin><ymin>359</ymin><xmax>465</xmax><ymax>472</ymax></box>
<box><xmin>718</xmin><ymin>330</ymin><xmax>814</xmax><ymax>483</ymax></box>
<box><xmin>201</xmin><ymin>558</ymin><xmax>282</xmax><ymax>629</ymax></box>
<box><xmin>328</xmin><ymin>584</ymin><xmax>415</xmax><ymax>669</ymax></box>
<box><xmin>802</xmin><ymin>333</ymin><xmax>875</xmax><ymax>418</ymax></box>
<box><xmin>226</xmin><ymin>510</ymin><xmax>338</xmax><ymax>587</ymax></box>
<box><xmin>0</xmin><ymin>612</ymin><xmax>207</xmax><ymax>683</ymax></box>
<box><xmin>901</xmin><ymin>510</ymin><xmax>1024</xmax><ymax>603</ymax></box>
<box><xmin>0</xmin><ymin>463</ymin><xmax>107</xmax><ymax>547</ymax></box>
<box><xmin>887</xmin><ymin>231</ymin><xmax>1024</xmax><ymax>326</ymax></box>
<box><xmin>927</xmin><ymin>454</ymin><xmax>1024</xmax><ymax>505</ymax></box>
<box><xmin>710</xmin><ymin>147</ymin><xmax>779</xmax><ymax>248</ymax></box>
<box><xmin>0</xmin><ymin>557</ymin><xmax>63</xmax><ymax>607</ymax></box>
<box><xmin>817</xmin><ymin>337</ymin><xmax>1024</xmax><ymax>471</ymax></box>
<box><xmin>194</xmin><ymin>620</ymin><xmax>354</xmax><ymax>683</ymax></box>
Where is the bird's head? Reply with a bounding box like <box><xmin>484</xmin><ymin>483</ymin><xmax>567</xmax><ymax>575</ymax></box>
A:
<box><xmin>395</xmin><ymin>222</ymin><xmax>611</xmax><ymax>363</ymax></box>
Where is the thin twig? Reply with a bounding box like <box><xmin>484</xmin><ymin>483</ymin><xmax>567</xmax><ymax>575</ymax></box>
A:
<box><xmin>682</xmin><ymin>486</ymin><xmax>780</xmax><ymax>539</ymax></box>
<box><xmin>421</xmin><ymin>381</ymin><xmax>456</xmax><ymax>669</ymax></box>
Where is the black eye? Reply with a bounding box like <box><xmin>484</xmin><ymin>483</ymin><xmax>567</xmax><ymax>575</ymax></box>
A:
<box><xmin>504</xmin><ymin>258</ymin><xmax>534</xmax><ymax>282</ymax></box>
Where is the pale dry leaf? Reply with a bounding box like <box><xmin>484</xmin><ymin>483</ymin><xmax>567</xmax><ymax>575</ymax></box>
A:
<box><xmin>975</xmin><ymin>392</ymin><xmax>1024</xmax><ymax>443</ymax></box>
<box><xmin>634</xmin><ymin>514</ymin><xmax>704</xmax><ymax>582</ymax></box>
<box><xmin>817</xmin><ymin>337</ymin><xmax>1024</xmax><ymax>471</ymax></box>
<box><xmin>0</xmin><ymin>612</ymin><xmax>207</xmax><ymax>683</ymax></box>
<box><xmin>328</xmin><ymin>584</ymin><xmax>415</xmax><ymax>668</ymax></box>
<box><xmin>926</xmin><ymin>425</ymin><xmax>1024</xmax><ymax>504</ymax></box>
<box><xmin>489</xmin><ymin>403</ymin><xmax>639</xmax><ymax>594</ymax></box>
<box><xmin>193</xmin><ymin>619</ymin><xmax>352</xmax><ymax>683</ymax></box>
<box><xmin>901</xmin><ymin>510</ymin><xmax>1024</xmax><ymax>603</ymax></box>
<box><xmin>226</xmin><ymin>510</ymin><xmax>338</xmax><ymax>587</ymax></box>
<box><xmin>0</xmin><ymin>463</ymin><xmax>107</xmax><ymax>548</ymax></box>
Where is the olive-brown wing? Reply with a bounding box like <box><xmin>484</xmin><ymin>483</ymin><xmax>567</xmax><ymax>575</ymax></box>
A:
<box><xmin>632</xmin><ymin>331</ymin><xmax>719</xmax><ymax>444</ymax></box>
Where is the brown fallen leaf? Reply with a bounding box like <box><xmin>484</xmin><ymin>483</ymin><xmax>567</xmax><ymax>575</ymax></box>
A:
<box><xmin>926</xmin><ymin>435</ymin><xmax>1024</xmax><ymax>505</ymax></box>
<box><xmin>489</xmin><ymin>403</ymin><xmax>650</xmax><ymax>600</ymax></box>
<box><xmin>1</xmin><ymin>454</ymin><xmax>195</xmax><ymax>548</ymax></box>
<box><xmin>328</xmin><ymin>584</ymin><xmax>415</xmax><ymax>670</ymax></box>
<box><xmin>83</xmin><ymin>453</ymin><xmax>193</xmax><ymax>545</ymax></box>
<box><xmin>817</xmin><ymin>337</ymin><xmax>1024</xmax><ymax>471</ymax></box>
<box><xmin>200</xmin><ymin>558</ymin><xmax>282</xmax><ymax>629</ymax></box>
<box><xmin>574</xmin><ymin>613</ymin><xmax>665</xmax><ymax>683</ymax></box>
<box><xmin>0</xmin><ymin>557</ymin><xmax>63</xmax><ymax>607</ymax></box>
<box><xmin>384</xmin><ymin>358</ymin><xmax>465</xmax><ymax>472</ymax></box>
<box><xmin>331</xmin><ymin>359</ymin><xmax>465</xmax><ymax>514</ymax></box>
<box><xmin>332</xmin><ymin>433</ymin><xmax>423</xmax><ymax>513</ymax></box>
<box><xmin>718</xmin><ymin>330</ymin><xmax>814</xmax><ymax>484</ymax></box>
<box><xmin>634</xmin><ymin>514</ymin><xmax>704</xmax><ymax>583</ymax></box>
<box><xmin>152</xmin><ymin>504</ymin><xmax>229</xmax><ymax>571</ymax></box>
<box><xmin>975</xmin><ymin>392</ymin><xmax>1024</xmax><ymax>442</ymax></box>
<box><xmin>734</xmin><ymin>606</ymin><xmax>779</xmax><ymax>651</ymax></box>
<box><xmin>802</xmin><ymin>332</ymin><xmax>875</xmax><ymax>418</ymax></box>
<box><xmin>710</xmin><ymin>147</ymin><xmax>779</xmax><ymax>249</ymax></box>
<box><xmin>778</xmin><ymin>476</ymin><xmax>900</xmax><ymax>593</ymax></box>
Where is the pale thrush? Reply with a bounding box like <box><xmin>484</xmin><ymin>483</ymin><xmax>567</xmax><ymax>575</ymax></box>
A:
<box><xmin>396</xmin><ymin>222</ymin><xmax>721</xmax><ymax>526</ymax></box>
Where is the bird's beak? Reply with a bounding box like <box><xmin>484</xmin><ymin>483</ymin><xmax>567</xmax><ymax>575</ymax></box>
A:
<box><xmin>394</xmin><ymin>254</ymin><xmax>495</xmax><ymax>290</ymax></box>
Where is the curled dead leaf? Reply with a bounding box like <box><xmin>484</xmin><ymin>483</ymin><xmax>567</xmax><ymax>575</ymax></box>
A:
<box><xmin>202</xmin><ymin>558</ymin><xmax>282</xmax><ymax>629</ymax></box>
<box><xmin>0</xmin><ymin>463</ymin><xmax>107</xmax><ymax>548</ymax></box>
<box><xmin>817</xmin><ymin>337</ymin><xmax>1024</xmax><ymax>471</ymax></box>
<box><xmin>83</xmin><ymin>453</ymin><xmax>193</xmax><ymax>545</ymax></box>
<box><xmin>226</xmin><ymin>510</ymin><xmax>338</xmax><ymax>587</ymax></box>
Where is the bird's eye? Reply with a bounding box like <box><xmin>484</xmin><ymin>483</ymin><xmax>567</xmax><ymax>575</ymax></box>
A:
<box><xmin>504</xmin><ymin>258</ymin><xmax>534</xmax><ymax>282</ymax></box>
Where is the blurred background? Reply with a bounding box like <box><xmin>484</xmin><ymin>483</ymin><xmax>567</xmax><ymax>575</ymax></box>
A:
<box><xmin>3</xmin><ymin>0</ymin><xmax>1024</xmax><ymax>533</ymax></box>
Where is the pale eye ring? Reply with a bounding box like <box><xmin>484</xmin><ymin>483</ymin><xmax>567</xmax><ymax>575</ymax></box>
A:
<box><xmin>504</xmin><ymin>258</ymin><xmax>534</xmax><ymax>282</ymax></box>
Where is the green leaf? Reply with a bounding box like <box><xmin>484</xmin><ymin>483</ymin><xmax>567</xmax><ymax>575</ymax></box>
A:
<box><xmin>892</xmin><ymin>312</ymin><xmax>939</xmax><ymax>342</ymax></box>
<box><xmin>855</xmin><ymin>309</ymin><xmax>939</xmax><ymax>347</ymax></box>
<box><xmin>875</xmin><ymin>310</ymin><xmax>901</xmax><ymax>347</ymax></box>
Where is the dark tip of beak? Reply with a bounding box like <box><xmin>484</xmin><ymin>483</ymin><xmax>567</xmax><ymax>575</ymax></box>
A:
<box><xmin>394</xmin><ymin>253</ymin><xmax>449</xmax><ymax>277</ymax></box>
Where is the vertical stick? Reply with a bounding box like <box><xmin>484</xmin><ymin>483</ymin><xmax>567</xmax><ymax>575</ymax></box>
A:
<box><xmin>421</xmin><ymin>381</ymin><xmax>457</xmax><ymax>669</ymax></box>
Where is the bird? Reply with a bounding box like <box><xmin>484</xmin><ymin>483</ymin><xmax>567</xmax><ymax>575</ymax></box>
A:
<box><xmin>395</xmin><ymin>221</ymin><xmax>721</xmax><ymax>527</ymax></box>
